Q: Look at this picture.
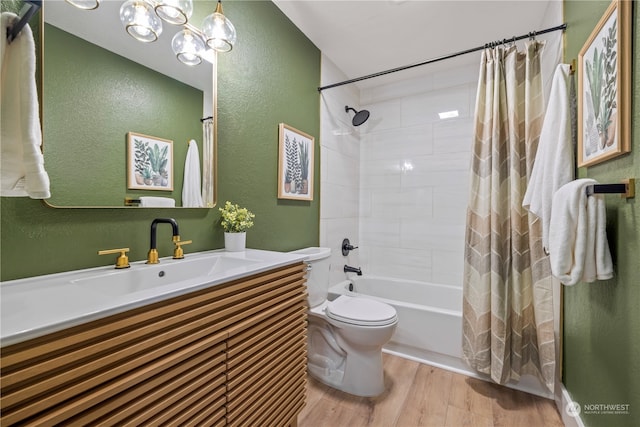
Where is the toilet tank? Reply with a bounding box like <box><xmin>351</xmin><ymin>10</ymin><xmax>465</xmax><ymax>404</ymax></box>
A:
<box><xmin>290</xmin><ymin>247</ymin><xmax>331</xmax><ymax>308</ymax></box>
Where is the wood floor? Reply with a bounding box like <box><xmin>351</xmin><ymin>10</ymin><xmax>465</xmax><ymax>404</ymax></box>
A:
<box><xmin>298</xmin><ymin>353</ymin><xmax>564</xmax><ymax>427</ymax></box>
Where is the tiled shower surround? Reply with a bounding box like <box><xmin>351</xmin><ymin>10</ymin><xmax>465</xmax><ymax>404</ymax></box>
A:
<box><xmin>320</xmin><ymin>54</ymin><xmax>477</xmax><ymax>289</ymax></box>
<box><xmin>357</xmin><ymin>66</ymin><xmax>477</xmax><ymax>287</ymax></box>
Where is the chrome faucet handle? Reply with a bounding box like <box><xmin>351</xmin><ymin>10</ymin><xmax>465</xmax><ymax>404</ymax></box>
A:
<box><xmin>98</xmin><ymin>247</ymin><xmax>130</xmax><ymax>269</ymax></box>
<box><xmin>342</xmin><ymin>238</ymin><xmax>359</xmax><ymax>256</ymax></box>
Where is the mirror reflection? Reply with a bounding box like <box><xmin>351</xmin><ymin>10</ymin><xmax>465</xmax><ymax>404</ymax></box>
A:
<box><xmin>42</xmin><ymin>0</ymin><xmax>215</xmax><ymax>208</ymax></box>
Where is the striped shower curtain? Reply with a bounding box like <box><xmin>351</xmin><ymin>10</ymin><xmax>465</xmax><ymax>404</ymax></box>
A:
<box><xmin>463</xmin><ymin>42</ymin><xmax>556</xmax><ymax>392</ymax></box>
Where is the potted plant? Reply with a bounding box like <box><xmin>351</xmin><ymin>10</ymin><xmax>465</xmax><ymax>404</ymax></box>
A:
<box><xmin>298</xmin><ymin>141</ymin><xmax>309</xmax><ymax>194</ymax></box>
<box><xmin>285</xmin><ymin>135</ymin><xmax>299</xmax><ymax>193</ymax></box>
<box><xmin>585</xmin><ymin>20</ymin><xmax>617</xmax><ymax>150</ymax></box>
<box><xmin>219</xmin><ymin>201</ymin><xmax>255</xmax><ymax>251</ymax></box>
<box><xmin>148</xmin><ymin>143</ymin><xmax>169</xmax><ymax>187</ymax></box>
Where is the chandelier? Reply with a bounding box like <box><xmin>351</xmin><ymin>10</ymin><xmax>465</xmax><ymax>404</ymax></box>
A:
<box><xmin>65</xmin><ymin>0</ymin><xmax>236</xmax><ymax>66</ymax></box>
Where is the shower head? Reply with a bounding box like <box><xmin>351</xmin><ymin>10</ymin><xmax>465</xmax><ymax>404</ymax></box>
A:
<box><xmin>345</xmin><ymin>106</ymin><xmax>370</xmax><ymax>126</ymax></box>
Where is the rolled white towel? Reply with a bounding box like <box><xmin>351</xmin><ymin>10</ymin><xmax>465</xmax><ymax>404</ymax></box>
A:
<box><xmin>139</xmin><ymin>196</ymin><xmax>176</xmax><ymax>207</ymax></box>
<box><xmin>548</xmin><ymin>179</ymin><xmax>613</xmax><ymax>285</ymax></box>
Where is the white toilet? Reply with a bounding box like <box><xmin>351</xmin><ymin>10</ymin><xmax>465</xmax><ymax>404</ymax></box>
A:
<box><xmin>291</xmin><ymin>247</ymin><xmax>397</xmax><ymax>397</ymax></box>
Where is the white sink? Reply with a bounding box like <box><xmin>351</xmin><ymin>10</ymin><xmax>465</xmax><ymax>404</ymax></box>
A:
<box><xmin>1</xmin><ymin>249</ymin><xmax>307</xmax><ymax>347</ymax></box>
<box><xmin>71</xmin><ymin>255</ymin><xmax>261</xmax><ymax>296</ymax></box>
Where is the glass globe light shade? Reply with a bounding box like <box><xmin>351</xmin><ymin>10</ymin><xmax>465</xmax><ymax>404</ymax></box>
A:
<box><xmin>120</xmin><ymin>0</ymin><xmax>163</xmax><ymax>43</ymax></box>
<box><xmin>202</xmin><ymin>2</ymin><xmax>236</xmax><ymax>52</ymax></box>
<box><xmin>65</xmin><ymin>0</ymin><xmax>100</xmax><ymax>10</ymax></box>
<box><xmin>172</xmin><ymin>29</ymin><xmax>205</xmax><ymax>66</ymax></box>
<box><xmin>155</xmin><ymin>0</ymin><xmax>193</xmax><ymax>25</ymax></box>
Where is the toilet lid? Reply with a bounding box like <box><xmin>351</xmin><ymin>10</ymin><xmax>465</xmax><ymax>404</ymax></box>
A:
<box><xmin>326</xmin><ymin>295</ymin><xmax>397</xmax><ymax>326</ymax></box>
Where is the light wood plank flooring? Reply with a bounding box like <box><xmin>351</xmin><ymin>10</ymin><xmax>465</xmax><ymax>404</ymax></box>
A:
<box><xmin>299</xmin><ymin>353</ymin><xmax>564</xmax><ymax>427</ymax></box>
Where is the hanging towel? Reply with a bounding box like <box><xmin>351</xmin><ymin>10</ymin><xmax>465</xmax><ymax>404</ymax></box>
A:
<box><xmin>139</xmin><ymin>196</ymin><xmax>176</xmax><ymax>207</ymax></box>
<box><xmin>523</xmin><ymin>63</ymin><xmax>574</xmax><ymax>251</ymax></box>
<box><xmin>182</xmin><ymin>139</ymin><xmax>204</xmax><ymax>208</ymax></box>
<box><xmin>548</xmin><ymin>179</ymin><xmax>613</xmax><ymax>286</ymax></box>
<box><xmin>1</xmin><ymin>12</ymin><xmax>50</xmax><ymax>199</ymax></box>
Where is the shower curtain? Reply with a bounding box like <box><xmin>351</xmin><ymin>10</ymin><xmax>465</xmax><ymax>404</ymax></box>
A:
<box><xmin>463</xmin><ymin>42</ymin><xmax>555</xmax><ymax>392</ymax></box>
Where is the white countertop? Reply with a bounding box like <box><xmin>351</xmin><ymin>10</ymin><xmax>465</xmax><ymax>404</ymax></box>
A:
<box><xmin>0</xmin><ymin>249</ymin><xmax>307</xmax><ymax>347</ymax></box>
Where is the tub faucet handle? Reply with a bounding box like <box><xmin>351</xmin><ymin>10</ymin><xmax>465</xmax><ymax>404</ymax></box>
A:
<box><xmin>342</xmin><ymin>238</ymin><xmax>359</xmax><ymax>256</ymax></box>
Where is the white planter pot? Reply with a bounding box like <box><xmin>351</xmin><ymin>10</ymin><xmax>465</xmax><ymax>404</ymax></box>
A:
<box><xmin>224</xmin><ymin>232</ymin><xmax>246</xmax><ymax>252</ymax></box>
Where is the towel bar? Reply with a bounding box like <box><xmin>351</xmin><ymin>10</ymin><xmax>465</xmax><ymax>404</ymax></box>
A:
<box><xmin>586</xmin><ymin>179</ymin><xmax>635</xmax><ymax>199</ymax></box>
<box><xmin>6</xmin><ymin>0</ymin><xmax>41</xmax><ymax>44</ymax></box>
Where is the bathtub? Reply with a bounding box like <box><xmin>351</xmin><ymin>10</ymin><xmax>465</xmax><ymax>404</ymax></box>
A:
<box><xmin>328</xmin><ymin>275</ymin><xmax>554</xmax><ymax>399</ymax></box>
<box><xmin>328</xmin><ymin>275</ymin><xmax>467</xmax><ymax>374</ymax></box>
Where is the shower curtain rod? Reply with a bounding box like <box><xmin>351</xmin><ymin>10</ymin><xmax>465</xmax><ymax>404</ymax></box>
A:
<box><xmin>317</xmin><ymin>23</ymin><xmax>567</xmax><ymax>92</ymax></box>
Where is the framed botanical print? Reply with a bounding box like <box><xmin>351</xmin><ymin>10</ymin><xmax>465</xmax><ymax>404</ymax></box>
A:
<box><xmin>126</xmin><ymin>132</ymin><xmax>174</xmax><ymax>191</ymax></box>
<box><xmin>577</xmin><ymin>0</ymin><xmax>632</xmax><ymax>167</ymax></box>
<box><xmin>277</xmin><ymin>123</ymin><xmax>315</xmax><ymax>201</ymax></box>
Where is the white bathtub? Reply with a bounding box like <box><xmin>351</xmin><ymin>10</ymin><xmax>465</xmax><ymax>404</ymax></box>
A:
<box><xmin>328</xmin><ymin>275</ymin><xmax>554</xmax><ymax>399</ymax></box>
<box><xmin>328</xmin><ymin>275</ymin><xmax>467</xmax><ymax>374</ymax></box>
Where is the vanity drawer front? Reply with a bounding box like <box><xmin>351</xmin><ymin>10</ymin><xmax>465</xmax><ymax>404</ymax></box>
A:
<box><xmin>1</xmin><ymin>262</ymin><xmax>307</xmax><ymax>427</ymax></box>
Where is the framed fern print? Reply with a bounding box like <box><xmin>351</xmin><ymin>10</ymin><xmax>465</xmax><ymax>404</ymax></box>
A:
<box><xmin>577</xmin><ymin>0</ymin><xmax>631</xmax><ymax>167</ymax></box>
<box><xmin>278</xmin><ymin>123</ymin><xmax>314</xmax><ymax>201</ymax></box>
<box><xmin>126</xmin><ymin>132</ymin><xmax>174</xmax><ymax>191</ymax></box>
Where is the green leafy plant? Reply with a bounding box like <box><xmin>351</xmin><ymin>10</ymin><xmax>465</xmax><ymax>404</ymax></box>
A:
<box><xmin>133</xmin><ymin>139</ymin><xmax>150</xmax><ymax>175</ymax></box>
<box><xmin>148</xmin><ymin>143</ymin><xmax>169</xmax><ymax>175</ymax></box>
<box><xmin>142</xmin><ymin>167</ymin><xmax>153</xmax><ymax>182</ymax></box>
<box><xmin>284</xmin><ymin>135</ymin><xmax>298</xmax><ymax>187</ymax></box>
<box><xmin>585</xmin><ymin>18</ymin><xmax>617</xmax><ymax>148</ymax></box>
<box><xmin>298</xmin><ymin>141</ymin><xmax>309</xmax><ymax>181</ymax></box>
<box><xmin>219</xmin><ymin>201</ymin><xmax>255</xmax><ymax>233</ymax></box>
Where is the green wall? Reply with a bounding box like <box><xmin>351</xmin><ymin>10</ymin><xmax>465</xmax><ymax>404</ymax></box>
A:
<box><xmin>0</xmin><ymin>0</ymin><xmax>320</xmax><ymax>281</ymax></box>
<box><xmin>44</xmin><ymin>24</ymin><xmax>203</xmax><ymax>206</ymax></box>
<box><xmin>564</xmin><ymin>2</ymin><xmax>639</xmax><ymax>426</ymax></box>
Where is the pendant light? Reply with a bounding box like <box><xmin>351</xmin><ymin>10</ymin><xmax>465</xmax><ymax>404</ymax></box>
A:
<box><xmin>172</xmin><ymin>28</ymin><xmax>205</xmax><ymax>66</ymax></box>
<box><xmin>66</xmin><ymin>0</ymin><xmax>235</xmax><ymax>65</ymax></box>
<box><xmin>120</xmin><ymin>0</ymin><xmax>163</xmax><ymax>43</ymax></box>
<box><xmin>154</xmin><ymin>0</ymin><xmax>192</xmax><ymax>25</ymax></box>
<box><xmin>65</xmin><ymin>0</ymin><xmax>100</xmax><ymax>10</ymax></box>
<box><xmin>202</xmin><ymin>0</ymin><xmax>236</xmax><ymax>52</ymax></box>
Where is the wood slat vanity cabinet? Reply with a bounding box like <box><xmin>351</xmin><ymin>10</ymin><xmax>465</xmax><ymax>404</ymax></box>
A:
<box><xmin>0</xmin><ymin>262</ymin><xmax>308</xmax><ymax>427</ymax></box>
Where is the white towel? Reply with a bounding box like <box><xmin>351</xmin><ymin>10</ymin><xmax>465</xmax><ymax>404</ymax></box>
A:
<box><xmin>182</xmin><ymin>139</ymin><xmax>204</xmax><ymax>208</ymax></box>
<box><xmin>1</xmin><ymin>12</ymin><xmax>50</xmax><ymax>199</ymax></box>
<box><xmin>523</xmin><ymin>63</ymin><xmax>574</xmax><ymax>250</ymax></box>
<box><xmin>548</xmin><ymin>179</ymin><xmax>613</xmax><ymax>286</ymax></box>
<box><xmin>140</xmin><ymin>196</ymin><xmax>176</xmax><ymax>207</ymax></box>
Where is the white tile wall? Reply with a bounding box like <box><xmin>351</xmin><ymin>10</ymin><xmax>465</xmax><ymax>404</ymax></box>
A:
<box><xmin>358</xmin><ymin>64</ymin><xmax>477</xmax><ymax>288</ymax></box>
<box><xmin>319</xmin><ymin>55</ymin><xmax>363</xmax><ymax>285</ymax></box>
<box><xmin>320</xmin><ymin>55</ymin><xmax>478</xmax><ymax>289</ymax></box>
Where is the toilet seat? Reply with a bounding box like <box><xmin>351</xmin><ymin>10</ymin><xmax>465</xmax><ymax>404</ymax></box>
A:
<box><xmin>326</xmin><ymin>295</ymin><xmax>397</xmax><ymax>326</ymax></box>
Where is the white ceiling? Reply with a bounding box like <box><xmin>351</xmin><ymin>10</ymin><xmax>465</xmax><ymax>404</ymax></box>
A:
<box><xmin>273</xmin><ymin>0</ymin><xmax>558</xmax><ymax>89</ymax></box>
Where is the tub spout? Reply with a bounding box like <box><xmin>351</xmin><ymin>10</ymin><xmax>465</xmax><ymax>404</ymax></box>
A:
<box><xmin>344</xmin><ymin>265</ymin><xmax>362</xmax><ymax>276</ymax></box>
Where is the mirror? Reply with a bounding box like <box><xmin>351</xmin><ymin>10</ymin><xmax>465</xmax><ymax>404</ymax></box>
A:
<box><xmin>42</xmin><ymin>0</ymin><xmax>216</xmax><ymax>208</ymax></box>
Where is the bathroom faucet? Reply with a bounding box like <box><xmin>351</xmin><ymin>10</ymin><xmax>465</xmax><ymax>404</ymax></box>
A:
<box><xmin>147</xmin><ymin>218</ymin><xmax>191</xmax><ymax>264</ymax></box>
<box><xmin>344</xmin><ymin>265</ymin><xmax>362</xmax><ymax>276</ymax></box>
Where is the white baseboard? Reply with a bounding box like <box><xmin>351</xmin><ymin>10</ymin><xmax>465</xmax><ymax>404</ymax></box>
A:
<box><xmin>558</xmin><ymin>384</ymin><xmax>585</xmax><ymax>427</ymax></box>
